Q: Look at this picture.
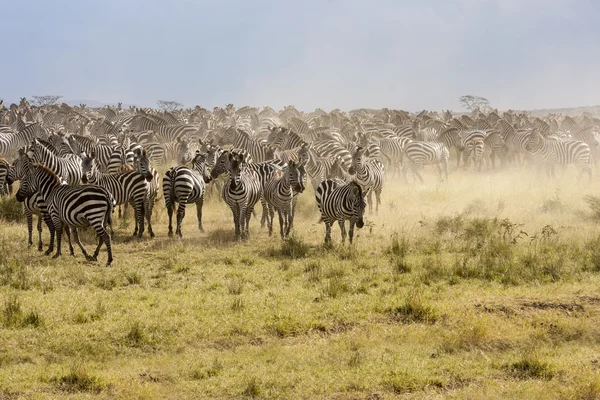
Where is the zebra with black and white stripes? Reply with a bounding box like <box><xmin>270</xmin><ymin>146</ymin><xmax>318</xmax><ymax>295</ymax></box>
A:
<box><xmin>162</xmin><ymin>151</ymin><xmax>212</xmax><ymax>238</ymax></box>
<box><xmin>0</xmin><ymin>158</ymin><xmax>10</xmax><ymax>196</ymax></box>
<box><xmin>15</xmin><ymin>164</ymin><xmax>115</xmax><ymax>266</ymax></box>
<box><xmin>219</xmin><ymin>151</ymin><xmax>262</xmax><ymax>241</ymax></box>
<box><xmin>264</xmin><ymin>160</ymin><xmax>306</xmax><ymax>239</ymax></box>
<box><xmin>134</xmin><ymin>148</ymin><xmax>160</xmax><ymax>238</ymax></box>
<box><xmin>28</xmin><ymin>139</ymin><xmax>82</xmax><ymax>185</ymax></box>
<box><xmin>525</xmin><ymin>129</ymin><xmax>592</xmax><ymax>181</ymax></box>
<box><xmin>81</xmin><ymin>152</ymin><xmax>149</xmax><ymax>238</ymax></box>
<box><xmin>348</xmin><ymin>146</ymin><xmax>385</xmax><ymax>214</ymax></box>
<box><xmin>217</xmin><ymin>127</ymin><xmax>272</xmax><ymax>163</ymax></box>
<box><xmin>315</xmin><ymin>179</ymin><xmax>367</xmax><ymax>245</ymax></box>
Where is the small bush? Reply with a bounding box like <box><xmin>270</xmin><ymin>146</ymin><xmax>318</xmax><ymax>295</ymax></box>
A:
<box><xmin>124</xmin><ymin>270</ymin><xmax>142</xmax><ymax>285</ymax></box>
<box><xmin>390</xmin><ymin>290</ymin><xmax>439</xmax><ymax>324</ymax></box>
<box><xmin>279</xmin><ymin>234</ymin><xmax>310</xmax><ymax>259</ymax></box>
<box><xmin>383</xmin><ymin>370</ymin><xmax>444</xmax><ymax>394</ymax></box>
<box><xmin>22</xmin><ymin>310</ymin><xmax>43</xmax><ymax>328</ymax></box>
<box><xmin>435</xmin><ymin>214</ymin><xmax>465</xmax><ymax>236</ymax></box>
<box><xmin>124</xmin><ymin>321</ymin><xmax>147</xmax><ymax>347</ymax></box>
<box><xmin>242</xmin><ymin>377</ymin><xmax>262</xmax><ymax>398</ymax></box>
<box><xmin>3</xmin><ymin>293</ymin><xmax>22</xmax><ymax>327</ymax></box>
<box><xmin>320</xmin><ymin>276</ymin><xmax>349</xmax><ymax>299</ymax></box>
<box><xmin>0</xmin><ymin>196</ymin><xmax>24</xmax><ymax>222</ymax></box>
<box><xmin>53</xmin><ymin>363</ymin><xmax>105</xmax><ymax>393</ymax></box>
<box><xmin>304</xmin><ymin>261</ymin><xmax>322</xmax><ymax>283</ymax></box>
<box><xmin>506</xmin><ymin>351</ymin><xmax>556</xmax><ymax>380</ymax></box>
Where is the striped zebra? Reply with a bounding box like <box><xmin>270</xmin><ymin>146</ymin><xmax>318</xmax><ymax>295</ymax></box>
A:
<box><xmin>211</xmin><ymin>150</ymin><xmax>285</xmax><ymax>228</ymax></box>
<box><xmin>6</xmin><ymin>151</ymin><xmax>54</xmax><ymax>250</ymax></box>
<box><xmin>218</xmin><ymin>127</ymin><xmax>272</xmax><ymax>162</ymax></box>
<box><xmin>81</xmin><ymin>152</ymin><xmax>149</xmax><ymax>238</ymax></box>
<box><xmin>0</xmin><ymin>123</ymin><xmax>46</xmax><ymax>158</ymax></box>
<box><xmin>162</xmin><ymin>151</ymin><xmax>212</xmax><ymax>238</ymax></box>
<box><xmin>525</xmin><ymin>129</ymin><xmax>592</xmax><ymax>181</ymax></box>
<box><xmin>482</xmin><ymin>131</ymin><xmax>508</xmax><ymax>169</ymax></box>
<box><xmin>15</xmin><ymin>164</ymin><xmax>115</xmax><ymax>266</ymax></box>
<box><xmin>348</xmin><ymin>147</ymin><xmax>385</xmax><ymax>214</ymax></box>
<box><xmin>106</xmin><ymin>146</ymin><xmax>134</xmax><ymax>174</ymax></box>
<box><xmin>220</xmin><ymin>151</ymin><xmax>262</xmax><ymax>241</ymax></box>
<box><xmin>0</xmin><ymin>158</ymin><xmax>9</xmax><ymax>196</ymax></box>
<box><xmin>376</xmin><ymin>136</ymin><xmax>412</xmax><ymax>177</ymax></box>
<box><xmin>264</xmin><ymin>160</ymin><xmax>306</xmax><ymax>239</ymax></box>
<box><xmin>68</xmin><ymin>135</ymin><xmax>116</xmax><ymax>171</ymax></box>
<box><xmin>464</xmin><ymin>137</ymin><xmax>485</xmax><ymax>172</ymax></box>
<box><xmin>403</xmin><ymin>142</ymin><xmax>451</xmax><ymax>183</ymax></box>
<box><xmin>315</xmin><ymin>179</ymin><xmax>367</xmax><ymax>245</ymax></box>
<box><xmin>298</xmin><ymin>142</ymin><xmax>339</xmax><ymax>190</ymax></box>
<box><xmin>133</xmin><ymin>148</ymin><xmax>160</xmax><ymax>238</ymax></box>
<box><xmin>28</xmin><ymin>139</ymin><xmax>82</xmax><ymax>185</ymax></box>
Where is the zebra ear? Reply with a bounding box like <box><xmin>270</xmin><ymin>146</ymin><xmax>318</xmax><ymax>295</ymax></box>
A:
<box><xmin>351</xmin><ymin>184</ymin><xmax>361</xmax><ymax>197</ymax></box>
<box><xmin>141</xmin><ymin>149</ymin><xmax>147</xmax><ymax>157</ymax></box>
<box><xmin>90</xmin><ymin>151</ymin><xmax>96</xmax><ymax>159</ymax></box>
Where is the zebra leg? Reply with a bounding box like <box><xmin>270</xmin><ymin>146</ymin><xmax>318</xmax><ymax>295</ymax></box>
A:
<box><xmin>92</xmin><ymin>226</ymin><xmax>112</xmax><ymax>266</ymax></box>
<box><xmin>338</xmin><ymin>219</ymin><xmax>347</xmax><ymax>244</ymax></box>
<box><xmin>366</xmin><ymin>189</ymin><xmax>374</xmax><ymax>214</ymax></box>
<box><xmin>133</xmin><ymin>199</ymin><xmax>145</xmax><ymax>238</ymax></box>
<box><xmin>277</xmin><ymin>209</ymin><xmax>284</xmax><ymax>240</ymax></box>
<box><xmin>73</xmin><ymin>228</ymin><xmax>94</xmax><ymax>261</ymax></box>
<box><xmin>324</xmin><ymin>220</ymin><xmax>333</xmax><ymax>245</ymax></box>
<box><xmin>232</xmin><ymin>204</ymin><xmax>241</xmax><ymax>241</ymax></box>
<box><xmin>25</xmin><ymin>209</ymin><xmax>33</xmax><ymax>248</ymax></box>
<box><xmin>63</xmin><ymin>226</ymin><xmax>75</xmax><ymax>257</ymax></box>
<box><xmin>196</xmin><ymin>196</ymin><xmax>205</xmax><ymax>232</ymax></box>
<box><xmin>375</xmin><ymin>189</ymin><xmax>382</xmax><ymax>214</ymax></box>
<box><xmin>239</xmin><ymin>205</ymin><xmax>248</xmax><ymax>241</ymax></box>
<box><xmin>349</xmin><ymin>220</ymin><xmax>356</xmax><ymax>244</ymax></box>
<box><xmin>246</xmin><ymin>209</ymin><xmax>253</xmax><ymax>241</ymax></box>
<box><xmin>37</xmin><ymin>215</ymin><xmax>44</xmax><ymax>251</ymax></box>
<box><xmin>176</xmin><ymin>202</ymin><xmax>187</xmax><ymax>238</ymax></box>
<box><xmin>267</xmin><ymin>204</ymin><xmax>275</xmax><ymax>237</ymax></box>
<box><xmin>167</xmin><ymin>200</ymin><xmax>174</xmax><ymax>238</ymax></box>
<box><xmin>146</xmin><ymin>197</ymin><xmax>155</xmax><ymax>238</ymax></box>
<box><xmin>44</xmin><ymin>214</ymin><xmax>56</xmax><ymax>256</ymax></box>
<box><xmin>259</xmin><ymin>196</ymin><xmax>268</xmax><ymax>228</ymax></box>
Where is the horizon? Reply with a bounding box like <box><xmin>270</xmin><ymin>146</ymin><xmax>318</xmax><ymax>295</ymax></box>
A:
<box><xmin>2</xmin><ymin>0</ymin><xmax>599</xmax><ymax>111</ymax></box>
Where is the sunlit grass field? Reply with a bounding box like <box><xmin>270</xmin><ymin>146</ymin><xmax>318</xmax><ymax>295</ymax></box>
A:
<box><xmin>2</xmin><ymin>165</ymin><xmax>600</xmax><ymax>399</ymax></box>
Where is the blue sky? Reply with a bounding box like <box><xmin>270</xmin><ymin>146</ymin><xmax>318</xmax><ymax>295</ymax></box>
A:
<box><xmin>1</xmin><ymin>0</ymin><xmax>599</xmax><ymax>111</ymax></box>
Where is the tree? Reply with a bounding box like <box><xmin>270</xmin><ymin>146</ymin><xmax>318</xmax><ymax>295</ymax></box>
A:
<box><xmin>157</xmin><ymin>100</ymin><xmax>183</xmax><ymax>112</ymax></box>
<box><xmin>459</xmin><ymin>95</ymin><xmax>491</xmax><ymax>112</ymax></box>
<box><xmin>30</xmin><ymin>95</ymin><xmax>62</xmax><ymax>107</ymax></box>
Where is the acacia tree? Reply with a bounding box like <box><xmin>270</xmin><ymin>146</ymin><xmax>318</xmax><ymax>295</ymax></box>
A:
<box><xmin>30</xmin><ymin>95</ymin><xmax>62</xmax><ymax>107</ymax></box>
<box><xmin>459</xmin><ymin>95</ymin><xmax>491</xmax><ymax>112</ymax></box>
<box><xmin>157</xmin><ymin>100</ymin><xmax>183</xmax><ymax>112</ymax></box>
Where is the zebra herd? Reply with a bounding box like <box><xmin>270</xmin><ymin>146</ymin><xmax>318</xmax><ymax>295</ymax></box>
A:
<box><xmin>0</xmin><ymin>100</ymin><xmax>599</xmax><ymax>265</ymax></box>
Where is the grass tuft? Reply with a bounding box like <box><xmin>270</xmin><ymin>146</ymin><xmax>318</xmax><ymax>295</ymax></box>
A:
<box><xmin>53</xmin><ymin>362</ymin><xmax>105</xmax><ymax>393</ymax></box>
<box><xmin>506</xmin><ymin>351</ymin><xmax>556</xmax><ymax>380</ymax></box>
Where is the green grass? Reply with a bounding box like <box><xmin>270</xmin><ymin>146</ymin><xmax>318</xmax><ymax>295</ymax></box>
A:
<box><xmin>2</xmin><ymin>167</ymin><xmax>600</xmax><ymax>398</ymax></box>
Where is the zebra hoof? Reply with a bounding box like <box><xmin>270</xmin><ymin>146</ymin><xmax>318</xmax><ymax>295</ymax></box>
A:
<box><xmin>198</xmin><ymin>227</ymin><xmax>205</xmax><ymax>233</ymax></box>
<box><xmin>52</xmin><ymin>253</ymin><xmax>60</xmax><ymax>259</ymax></box>
<box><xmin>149</xmin><ymin>231</ymin><xmax>155</xmax><ymax>238</ymax></box>
<box><xmin>85</xmin><ymin>255</ymin><xmax>95</xmax><ymax>262</ymax></box>
<box><xmin>45</xmin><ymin>250</ymin><xmax>52</xmax><ymax>256</ymax></box>
<box><xmin>37</xmin><ymin>245</ymin><xmax>43</xmax><ymax>252</ymax></box>
<box><xmin>168</xmin><ymin>231</ymin><xmax>174</xmax><ymax>238</ymax></box>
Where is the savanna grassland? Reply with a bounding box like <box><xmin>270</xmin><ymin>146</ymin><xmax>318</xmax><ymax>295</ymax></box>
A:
<box><xmin>2</xmin><ymin>165</ymin><xmax>600</xmax><ymax>400</ymax></box>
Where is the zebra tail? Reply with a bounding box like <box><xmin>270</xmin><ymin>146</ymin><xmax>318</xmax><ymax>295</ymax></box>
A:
<box><xmin>169</xmin><ymin>169</ymin><xmax>177</xmax><ymax>205</ymax></box>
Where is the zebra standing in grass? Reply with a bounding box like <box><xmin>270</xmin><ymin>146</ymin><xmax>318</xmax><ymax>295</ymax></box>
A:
<box><xmin>15</xmin><ymin>164</ymin><xmax>115</xmax><ymax>266</ymax></box>
<box><xmin>211</xmin><ymin>150</ymin><xmax>286</xmax><ymax>228</ymax></box>
<box><xmin>133</xmin><ymin>148</ymin><xmax>160</xmax><ymax>237</ymax></box>
<box><xmin>162</xmin><ymin>151</ymin><xmax>212</xmax><ymax>238</ymax></box>
<box><xmin>348</xmin><ymin>146</ymin><xmax>384</xmax><ymax>214</ymax></box>
<box><xmin>315</xmin><ymin>179</ymin><xmax>367</xmax><ymax>245</ymax></box>
<box><xmin>264</xmin><ymin>160</ymin><xmax>306</xmax><ymax>239</ymax></box>
<box><xmin>6</xmin><ymin>150</ymin><xmax>53</xmax><ymax>251</ymax></box>
<box><xmin>218</xmin><ymin>127</ymin><xmax>273</xmax><ymax>163</ymax></box>
<box><xmin>403</xmin><ymin>128</ymin><xmax>464</xmax><ymax>183</ymax></box>
<box><xmin>0</xmin><ymin>159</ymin><xmax>10</xmax><ymax>196</ymax></box>
<box><xmin>219</xmin><ymin>152</ymin><xmax>262</xmax><ymax>241</ymax></box>
<box><xmin>68</xmin><ymin>135</ymin><xmax>116</xmax><ymax>171</ymax></box>
<box><xmin>81</xmin><ymin>152</ymin><xmax>149</xmax><ymax>238</ymax></box>
<box><xmin>28</xmin><ymin>139</ymin><xmax>82</xmax><ymax>185</ymax></box>
<box><xmin>525</xmin><ymin>129</ymin><xmax>592</xmax><ymax>181</ymax></box>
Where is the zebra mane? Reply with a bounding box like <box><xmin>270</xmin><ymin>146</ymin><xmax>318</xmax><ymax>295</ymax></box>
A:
<box><xmin>30</xmin><ymin>163</ymin><xmax>61</xmax><ymax>185</ymax></box>
<box><xmin>348</xmin><ymin>180</ymin><xmax>363</xmax><ymax>196</ymax></box>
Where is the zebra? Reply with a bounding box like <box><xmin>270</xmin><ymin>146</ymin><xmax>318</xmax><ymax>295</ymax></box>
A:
<box><xmin>403</xmin><ymin>141</ymin><xmax>450</xmax><ymax>183</ymax></box>
<box><xmin>81</xmin><ymin>152</ymin><xmax>149</xmax><ymax>238</ymax></box>
<box><xmin>525</xmin><ymin>129</ymin><xmax>592</xmax><ymax>181</ymax></box>
<box><xmin>315</xmin><ymin>179</ymin><xmax>367</xmax><ymax>245</ymax></box>
<box><xmin>106</xmin><ymin>146</ymin><xmax>134</xmax><ymax>174</ymax></box>
<box><xmin>0</xmin><ymin>158</ymin><xmax>10</xmax><ymax>196</ymax></box>
<box><xmin>217</xmin><ymin>127</ymin><xmax>272</xmax><ymax>162</ymax></box>
<box><xmin>133</xmin><ymin>148</ymin><xmax>160</xmax><ymax>238</ymax></box>
<box><xmin>220</xmin><ymin>151</ymin><xmax>262</xmax><ymax>241</ymax></box>
<box><xmin>264</xmin><ymin>160</ymin><xmax>306</xmax><ymax>239</ymax></box>
<box><xmin>6</xmin><ymin>151</ymin><xmax>54</xmax><ymax>251</ymax></box>
<box><xmin>459</xmin><ymin>130</ymin><xmax>487</xmax><ymax>170</ymax></box>
<box><xmin>162</xmin><ymin>151</ymin><xmax>212</xmax><ymax>238</ymax></box>
<box><xmin>15</xmin><ymin>164</ymin><xmax>115</xmax><ymax>266</ymax></box>
<box><xmin>67</xmin><ymin>135</ymin><xmax>116</xmax><ymax>171</ymax></box>
<box><xmin>211</xmin><ymin>150</ymin><xmax>285</xmax><ymax>228</ymax></box>
<box><xmin>348</xmin><ymin>146</ymin><xmax>385</xmax><ymax>214</ymax></box>
<box><xmin>482</xmin><ymin>131</ymin><xmax>508</xmax><ymax>169</ymax></box>
<box><xmin>28</xmin><ymin>139</ymin><xmax>82</xmax><ymax>185</ymax></box>
<box><xmin>297</xmin><ymin>142</ymin><xmax>339</xmax><ymax>190</ymax></box>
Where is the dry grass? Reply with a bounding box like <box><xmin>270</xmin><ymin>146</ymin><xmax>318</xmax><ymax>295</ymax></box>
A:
<box><xmin>1</xmin><ymin>165</ymin><xmax>600</xmax><ymax>399</ymax></box>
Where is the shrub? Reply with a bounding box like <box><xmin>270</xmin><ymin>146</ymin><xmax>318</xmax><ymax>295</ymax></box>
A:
<box><xmin>0</xmin><ymin>196</ymin><xmax>24</xmax><ymax>223</ymax></box>
<box><xmin>390</xmin><ymin>290</ymin><xmax>439</xmax><ymax>324</ymax></box>
<box><xmin>279</xmin><ymin>234</ymin><xmax>310</xmax><ymax>259</ymax></box>
<box><xmin>506</xmin><ymin>351</ymin><xmax>556</xmax><ymax>380</ymax></box>
<box><xmin>53</xmin><ymin>363</ymin><xmax>105</xmax><ymax>393</ymax></box>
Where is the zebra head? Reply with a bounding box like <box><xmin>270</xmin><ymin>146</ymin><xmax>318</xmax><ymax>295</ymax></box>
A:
<box><xmin>135</xmin><ymin>149</ymin><xmax>154</xmax><ymax>182</ymax></box>
<box><xmin>266</xmin><ymin>126</ymin><xmax>285</xmax><ymax>147</ymax></box>
<box><xmin>80</xmin><ymin>151</ymin><xmax>98</xmax><ymax>184</ymax></box>
<box><xmin>47</xmin><ymin>132</ymin><xmax>75</xmax><ymax>156</ymax></box>
<box><xmin>16</xmin><ymin>164</ymin><xmax>59</xmax><ymax>202</ymax></box>
<box><xmin>348</xmin><ymin>181</ymin><xmax>367</xmax><ymax>229</ymax></box>
<box><xmin>287</xmin><ymin>160</ymin><xmax>305</xmax><ymax>194</ymax></box>
<box><xmin>191</xmin><ymin>151</ymin><xmax>213</xmax><ymax>183</ymax></box>
<box><xmin>227</xmin><ymin>152</ymin><xmax>245</xmax><ymax>190</ymax></box>
<box><xmin>348</xmin><ymin>146</ymin><xmax>367</xmax><ymax>175</ymax></box>
<box><xmin>525</xmin><ymin>129</ymin><xmax>542</xmax><ymax>152</ymax></box>
<box><xmin>206</xmin><ymin>144</ymin><xmax>223</xmax><ymax>172</ymax></box>
<box><xmin>298</xmin><ymin>142</ymin><xmax>310</xmax><ymax>167</ymax></box>
<box><xmin>210</xmin><ymin>149</ymin><xmax>231</xmax><ymax>179</ymax></box>
<box><xmin>330</xmin><ymin>156</ymin><xmax>348</xmax><ymax>181</ymax></box>
<box><xmin>6</xmin><ymin>148</ymin><xmax>31</xmax><ymax>186</ymax></box>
